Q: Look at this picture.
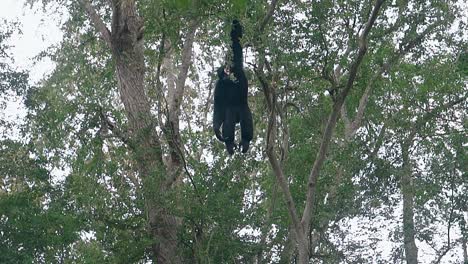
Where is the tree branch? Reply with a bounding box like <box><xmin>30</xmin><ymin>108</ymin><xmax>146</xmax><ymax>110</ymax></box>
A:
<box><xmin>79</xmin><ymin>0</ymin><xmax>112</xmax><ymax>48</ymax></box>
<box><xmin>369</xmin><ymin>123</ymin><xmax>386</xmax><ymax>159</ymax></box>
<box><xmin>169</xmin><ymin>19</ymin><xmax>199</xmax><ymax>116</ymax></box>
<box><xmin>410</xmin><ymin>95</ymin><xmax>467</xmax><ymax>139</ymax></box>
<box><xmin>341</xmin><ymin>16</ymin><xmax>447</xmax><ymax>141</ymax></box>
<box><xmin>350</xmin><ymin>77</ymin><xmax>373</xmax><ymax>129</ymax></box>
<box><xmin>259</xmin><ymin>0</ymin><xmax>281</xmax><ymax>33</ymax></box>
<box><xmin>340</xmin><ymin>103</ymin><xmax>353</xmax><ymax>138</ymax></box>
<box><xmin>341</xmin><ymin>71</ymin><xmax>380</xmax><ymax>141</ymax></box>
<box><xmin>255</xmin><ymin>40</ymin><xmax>306</xmax><ymax>248</ymax></box>
<box><xmin>301</xmin><ymin>0</ymin><xmax>385</xmax><ymax>231</ymax></box>
<box><xmin>266</xmin><ymin>97</ymin><xmax>305</xmax><ymax>243</ymax></box>
<box><xmin>164</xmin><ymin>18</ymin><xmax>199</xmax><ymax>187</ymax></box>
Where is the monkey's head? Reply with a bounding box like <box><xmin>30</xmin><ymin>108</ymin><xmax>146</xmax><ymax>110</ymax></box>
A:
<box><xmin>217</xmin><ymin>66</ymin><xmax>230</xmax><ymax>79</ymax></box>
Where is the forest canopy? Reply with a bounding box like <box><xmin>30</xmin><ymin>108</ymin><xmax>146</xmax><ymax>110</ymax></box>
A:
<box><xmin>1</xmin><ymin>0</ymin><xmax>467</xmax><ymax>263</ymax></box>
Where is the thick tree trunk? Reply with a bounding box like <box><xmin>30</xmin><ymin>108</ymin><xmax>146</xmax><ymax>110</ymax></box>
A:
<box><xmin>80</xmin><ymin>0</ymin><xmax>183</xmax><ymax>262</ymax></box>
<box><xmin>297</xmin><ymin>242</ymin><xmax>309</xmax><ymax>264</ymax></box>
<box><xmin>401</xmin><ymin>141</ymin><xmax>418</xmax><ymax>264</ymax></box>
<box><xmin>145</xmin><ymin>202</ymin><xmax>181</xmax><ymax>264</ymax></box>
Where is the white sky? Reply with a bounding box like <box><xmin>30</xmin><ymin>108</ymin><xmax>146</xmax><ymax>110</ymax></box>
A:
<box><xmin>0</xmin><ymin>0</ymin><xmax>62</xmax><ymax>134</ymax></box>
<box><xmin>1</xmin><ymin>0</ymin><xmax>62</xmax><ymax>81</ymax></box>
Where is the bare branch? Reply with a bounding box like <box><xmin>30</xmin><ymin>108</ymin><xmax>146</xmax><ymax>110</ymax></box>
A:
<box><xmin>194</xmin><ymin>67</ymin><xmax>216</xmax><ymax>162</ymax></box>
<box><xmin>340</xmin><ymin>104</ymin><xmax>353</xmax><ymax>138</ymax></box>
<box><xmin>255</xmin><ymin>42</ymin><xmax>306</xmax><ymax>248</ymax></box>
<box><xmin>398</xmin><ymin>20</ymin><xmax>442</xmax><ymax>55</ymax></box>
<box><xmin>342</xmin><ymin>72</ymin><xmax>380</xmax><ymax>141</ymax></box>
<box><xmin>351</xmin><ymin>79</ymin><xmax>373</xmax><ymax>128</ymax></box>
<box><xmin>463</xmin><ymin>223</ymin><xmax>468</xmax><ymax>263</ymax></box>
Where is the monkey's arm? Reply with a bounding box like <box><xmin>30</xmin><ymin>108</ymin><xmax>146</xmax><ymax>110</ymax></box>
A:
<box><xmin>230</xmin><ymin>20</ymin><xmax>248</xmax><ymax>101</ymax></box>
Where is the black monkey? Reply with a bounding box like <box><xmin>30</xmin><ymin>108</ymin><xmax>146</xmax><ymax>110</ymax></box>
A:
<box><xmin>213</xmin><ymin>20</ymin><xmax>253</xmax><ymax>155</ymax></box>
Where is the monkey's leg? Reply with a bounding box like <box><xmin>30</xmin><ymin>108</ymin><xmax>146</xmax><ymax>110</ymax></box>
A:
<box><xmin>223</xmin><ymin>108</ymin><xmax>237</xmax><ymax>155</ymax></box>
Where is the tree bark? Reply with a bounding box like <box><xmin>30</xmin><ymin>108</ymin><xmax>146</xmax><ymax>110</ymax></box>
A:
<box><xmin>297</xmin><ymin>242</ymin><xmax>309</xmax><ymax>264</ymax></box>
<box><xmin>79</xmin><ymin>0</ymin><xmax>184</xmax><ymax>262</ymax></box>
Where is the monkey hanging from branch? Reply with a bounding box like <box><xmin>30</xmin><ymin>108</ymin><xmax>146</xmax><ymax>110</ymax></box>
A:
<box><xmin>213</xmin><ymin>20</ymin><xmax>253</xmax><ymax>155</ymax></box>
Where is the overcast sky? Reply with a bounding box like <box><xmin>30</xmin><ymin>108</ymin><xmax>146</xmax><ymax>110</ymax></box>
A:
<box><xmin>1</xmin><ymin>0</ymin><xmax>62</xmax><ymax>130</ymax></box>
<box><xmin>1</xmin><ymin>0</ymin><xmax>62</xmax><ymax>82</ymax></box>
